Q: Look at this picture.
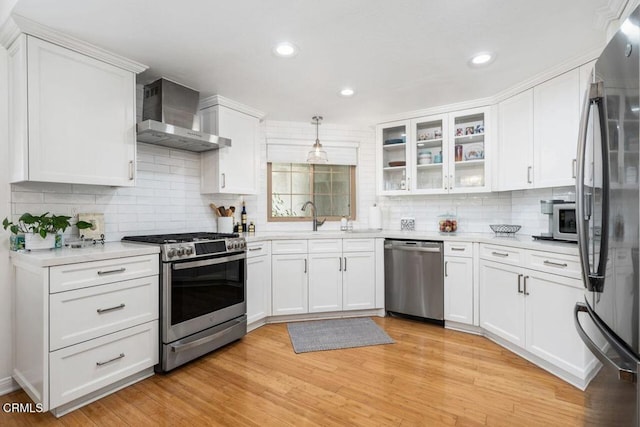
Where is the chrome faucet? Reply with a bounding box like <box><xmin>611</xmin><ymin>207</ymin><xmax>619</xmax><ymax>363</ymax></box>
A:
<box><xmin>301</xmin><ymin>201</ymin><xmax>325</xmax><ymax>231</ymax></box>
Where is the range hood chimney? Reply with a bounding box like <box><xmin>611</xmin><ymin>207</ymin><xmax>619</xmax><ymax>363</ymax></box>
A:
<box><xmin>136</xmin><ymin>78</ymin><xmax>231</xmax><ymax>152</ymax></box>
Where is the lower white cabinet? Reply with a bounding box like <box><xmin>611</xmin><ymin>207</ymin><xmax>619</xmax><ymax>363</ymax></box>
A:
<box><xmin>444</xmin><ymin>242</ymin><xmax>474</xmax><ymax>325</ymax></box>
<box><xmin>272</xmin><ymin>253</ymin><xmax>308</xmax><ymax>315</ymax></box>
<box><xmin>272</xmin><ymin>238</ymin><xmax>379</xmax><ymax>316</ymax></box>
<box><xmin>12</xmin><ymin>253</ymin><xmax>159</xmax><ymax>415</ymax></box>
<box><xmin>246</xmin><ymin>241</ymin><xmax>272</xmax><ymax>325</ymax></box>
<box><xmin>479</xmin><ymin>244</ymin><xmax>597</xmax><ymax>386</ymax></box>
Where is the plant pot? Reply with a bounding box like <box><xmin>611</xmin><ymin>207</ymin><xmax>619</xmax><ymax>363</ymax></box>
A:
<box><xmin>24</xmin><ymin>233</ymin><xmax>56</xmax><ymax>250</ymax></box>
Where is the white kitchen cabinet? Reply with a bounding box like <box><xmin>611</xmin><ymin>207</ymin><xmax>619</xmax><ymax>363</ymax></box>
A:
<box><xmin>478</xmin><ymin>244</ymin><xmax>597</xmax><ymax>387</ymax></box>
<box><xmin>8</xmin><ymin>34</ymin><xmax>137</xmax><ymax>186</ymax></box>
<box><xmin>378</xmin><ymin>107</ymin><xmax>491</xmax><ymax>195</ymax></box>
<box><xmin>497</xmin><ymin>89</ymin><xmax>534</xmax><ymax>190</ymax></box>
<box><xmin>342</xmin><ymin>251</ymin><xmax>376</xmax><ymax>310</ymax></box>
<box><xmin>12</xmin><ymin>252</ymin><xmax>159</xmax><ymax>416</ymax></box>
<box><xmin>271</xmin><ymin>253</ymin><xmax>308</xmax><ymax>315</ymax></box>
<box><xmin>444</xmin><ymin>242</ymin><xmax>474</xmax><ymax>325</ymax></box>
<box><xmin>533</xmin><ymin>69</ymin><xmax>581</xmax><ymax>188</ymax></box>
<box><xmin>200</xmin><ymin>96</ymin><xmax>263</xmax><ymax>195</ymax></box>
<box><xmin>308</xmin><ymin>252</ymin><xmax>343</xmax><ymax>312</ymax></box>
<box><xmin>246</xmin><ymin>241</ymin><xmax>271</xmax><ymax>327</ymax></box>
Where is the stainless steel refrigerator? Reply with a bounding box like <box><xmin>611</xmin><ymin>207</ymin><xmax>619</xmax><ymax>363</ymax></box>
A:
<box><xmin>575</xmin><ymin>5</ymin><xmax>640</xmax><ymax>425</ymax></box>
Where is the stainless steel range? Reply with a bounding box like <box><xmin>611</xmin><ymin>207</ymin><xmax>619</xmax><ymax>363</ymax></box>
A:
<box><xmin>122</xmin><ymin>232</ymin><xmax>247</xmax><ymax>372</ymax></box>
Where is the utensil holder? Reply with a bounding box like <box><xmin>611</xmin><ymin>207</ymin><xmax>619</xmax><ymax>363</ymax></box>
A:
<box><xmin>218</xmin><ymin>217</ymin><xmax>233</xmax><ymax>234</ymax></box>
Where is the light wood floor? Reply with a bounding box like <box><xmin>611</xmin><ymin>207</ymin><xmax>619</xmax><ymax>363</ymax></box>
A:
<box><xmin>0</xmin><ymin>317</ymin><xmax>589</xmax><ymax>426</ymax></box>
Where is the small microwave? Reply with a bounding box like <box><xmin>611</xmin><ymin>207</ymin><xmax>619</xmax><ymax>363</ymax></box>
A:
<box><xmin>553</xmin><ymin>203</ymin><xmax>577</xmax><ymax>241</ymax></box>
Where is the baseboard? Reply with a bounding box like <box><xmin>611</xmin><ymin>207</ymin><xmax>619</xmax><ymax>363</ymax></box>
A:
<box><xmin>445</xmin><ymin>321</ymin><xmax>483</xmax><ymax>335</ymax></box>
<box><xmin>0</xmin><ymin>376</ymin><xmax>20</xmax><ymax>396</ymax></box>
<box><xmin>265</xmin><ymin>308</ymin><xmax>385</xmax><ymax>325</ymax></box>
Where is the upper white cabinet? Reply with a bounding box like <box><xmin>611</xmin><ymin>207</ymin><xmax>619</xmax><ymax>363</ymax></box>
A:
<box><xmin>497</xmin><ymin>89</ymin><xmax>534</xmax><ymax>190</ymax></box>
<box><xmin>496</xmin><ymin>67</ymin><xmax>582</xmax><ymax>190</ymax></box>
<box><xmin>533</xmin><ymin>69</ymin><xmax>581</xmax><ymax>188</ymax></box>
<box><xmin>377</xmin><ymin>107</ymin><xmax>491</xmax><ymax>195</ymax></box>
<box><xmin>200</xmin><ymin>96</ymin><xmax>263</xmax><ymax>194</ymax></box>
<box><xmin>8</xmin><ymin>35</ymin><xmax>139</xmax><ymax>186</ymax></box>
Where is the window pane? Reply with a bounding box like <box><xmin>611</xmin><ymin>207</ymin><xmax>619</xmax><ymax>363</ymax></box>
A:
<box><xmin>314</xmin><ymin>195</ymin><xmax>332</xmax><ymax>216</ymax></box>
<box><xmin>291</xmin><ymin>172</ymin><xmax>310</xmax><ymax>194</ymax></box>
<box><xmin>332</xmin><ymin>172</ymin><xmax>350</xmax><ymax>194</ymax></box>
<box><xmin>272</xmin><ymin>163</ymin><xmax>290</xmax><ymax>172</ymax></box>
<box><xmin>292</xmin><ymin>164</ymin><xmax>311</xmax><ymax>172</ymax></box>
<box><xmin>292</xmin><ymin>195</ymin><xmax>311</xmax><ymax>216</ymax></box>
<box><xmin>313</xmin><ymin>173</ymin><xmax>331</xmax><ymax>194</ymax></box>
<box><xmin>272</xmin><ymin>194</ymin><xmax>292</xmax><ymax>217</ymax></box>
<box><xmin>314</xmin><ymin>165</ymin><xmax>331</xmax><ymax>172</ymax></box>
<box><xmin>272</xmin><ymin>172</ymin><xmax>291</xmax><ymax>193</ymax></box>
<box><xmin>332</xmin><ymin>195</ymin><xmax>350</xmax><ymax>216</ymax></box>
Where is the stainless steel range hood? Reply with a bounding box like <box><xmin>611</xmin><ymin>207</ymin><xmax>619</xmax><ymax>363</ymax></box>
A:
<box><xmin>137</xmin><ymin>78</ymin><xmax>231</xmax><ymax>152</ymax></box>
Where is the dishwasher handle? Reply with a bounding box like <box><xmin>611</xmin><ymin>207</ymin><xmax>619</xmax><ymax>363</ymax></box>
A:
<box><xmin>384</xmin><ymin>244</ymin><xmax>441</xmax><ymax>253</ymax></box>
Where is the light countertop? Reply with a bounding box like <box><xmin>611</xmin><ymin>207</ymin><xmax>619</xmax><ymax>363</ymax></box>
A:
<box><xmin>10</xmin><ymin>241</ymin><xmax>160</xmax><ymax>267</ymax></box>
<box><xmin>243</xmin><ymin>230</ymin><xmax>579</xmax><ymax>255</ymax></box>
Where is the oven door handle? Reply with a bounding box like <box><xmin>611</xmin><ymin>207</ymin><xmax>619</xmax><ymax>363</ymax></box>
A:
<box><xmin>172</xmin><ymin>252</ymin><xmax>246</xmax><ymax>270</ymax></box>
<box><xmin>170</xmin><ymin>318</ymin><xmax>244</xmax><ymax>353</ymax></box>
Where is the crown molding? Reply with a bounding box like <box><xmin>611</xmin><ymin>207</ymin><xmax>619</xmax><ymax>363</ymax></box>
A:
<box><xmin>199</xmin><ymin>94</ymin><xmax>265</xmax><ymax>119</ymax></box>
<box><xmin>594</xmin><ymin>0</ymin><xmax>629</xmax><ymax>31</ymax></box>
<box><xmin>0</xmin><ymin>14</ymin><xmax>147</xmax><ymax>73</ymax></box>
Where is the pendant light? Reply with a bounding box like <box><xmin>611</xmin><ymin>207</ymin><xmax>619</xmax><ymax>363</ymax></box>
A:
<box><xmin>307</xmin><ymin>115</ymin><xmax>328</xmax><ymax>163</ymax></box>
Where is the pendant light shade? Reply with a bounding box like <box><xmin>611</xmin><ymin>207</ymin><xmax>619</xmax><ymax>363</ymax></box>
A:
<box><xmin>307</xmin><ymin>116</ymin><xmax>328</xmax><ymax>163</ymax></box>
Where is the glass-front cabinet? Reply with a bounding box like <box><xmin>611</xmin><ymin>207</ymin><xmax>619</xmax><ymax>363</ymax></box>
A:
<box><xmin>377</xmin><ymin>107</ymin><xmax>491</xmax><ymax>195</ymax></box>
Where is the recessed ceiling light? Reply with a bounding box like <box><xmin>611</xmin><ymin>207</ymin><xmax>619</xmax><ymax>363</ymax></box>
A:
<box><xmin>469</xmin><ymin>52</ymin><xmax>494</xmax><ymax>66</ymax></box>
<box><xmin>273</xmin><ymin>42</ymin><xmax>298</xmax><ymax>58</ymax></box>
<box><xmin>339</xmin><ymin>88</ymin><xmax>355</xmax><ymax>97</ymax></box>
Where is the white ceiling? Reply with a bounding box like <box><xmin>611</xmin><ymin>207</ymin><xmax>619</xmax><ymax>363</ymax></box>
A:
<box><xmin>6</xmin><ymin>0</ymin><xmax>617</xmax><ymax>124</ymax></box>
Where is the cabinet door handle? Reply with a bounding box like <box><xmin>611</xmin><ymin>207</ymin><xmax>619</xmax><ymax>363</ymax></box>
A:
<box><xmin>524</xmin><ymin>276</ymin><xmax>530</xmax><ymax>296</ymax></box>
<box><xmin>449</xmin><ymin>174</ymin><xmax>454</xmax><ymax>190</ymax></box>
<box><xmin>96</xmin><ymin>353</ymin><xmax>125</xmax><ymax>366</ymax></box>
<box><xmin>491</xmin><ymin>251</ymin><xmax>509</xmax><ymax>257</ymax></box>
<box><xmin>407</xmin><ymin>177</ymin><xmax>410</xmax><ymax>191</ymax></box>
<box><xmin>444</xmin><ymin>261</ymin><xmax>448</xmax><ymax>277</ymax></box>
<box><xmin>572</xmin><ymin>159</ymin><xmax>577</xmax><ymax>179</ymax></box>
<box><xmin>248</xmin><ymin>247</ymin><xmax>262</xmax><ymax>252</ymax></box>
<box><xmin>451</xmin><ymin>247</ymin><xmax>466</xmax><ymax>252</ymax></box>
<box><xmin>221</xmin><ymin>173</ymin><xmax>226</xmax><ymax>188</ymax></box>
<box><xmin>543</xmin><ymin>260</ymin><xmax>568</xmax><ymax>268</ymax></box>
<box><xmin>128</xmin><ymin>160</ymin><xmax>134</xmax><ymax>180</ymax></box>
<box><xmin>339</xmin><ymin>257</ymin><xmax>342</xmax><ymax>271</ymax></box>
<box><xmin>344</xmin><ymin>257</ymin><xmax>347</xmax><ymax>271</ymax></box>
<box><xmin>97</xmin><ymin>303</ymin><xmax>125</xmax><ymax>314</ymax></box>
<box><xmin>517</xmin><ymin>274</ymin><xmax>523</xmax><ymax>293</ymax></box>
<box><xmin>304</xmin><ymin>259</ymin><xmax>307</xmax><ymax>274</ymax></box>
<box><xmin>97</xmin><ymin>267</ymin><xmax>126</xmax><ymax>276</ymax></box>
<box><xmin>527</xmin><ymin>166</ymin><xmax>533</xmax><ymax>184</ymax></box>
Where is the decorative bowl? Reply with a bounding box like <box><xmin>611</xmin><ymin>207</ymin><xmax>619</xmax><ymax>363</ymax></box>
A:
<box><xmin>490</xmin><ymin>224</ymin><xmax>521</xmax><ymax>235</ymax></box>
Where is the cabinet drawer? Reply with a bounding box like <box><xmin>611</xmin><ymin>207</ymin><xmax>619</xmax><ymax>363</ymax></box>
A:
<box><xmin>247</xmin><ymin>241</ymin><xmax>271</xmax><ymax>258</ymax></box>
<box><xmin>49</xmin><ymin>320</ymin><xmax>158</xmax><ymax>409</ymax></box>
<box><xmin>444</xmin><ymin>241</ymin><xmax>473</xmax><ymax>257</ymax></box>
<box><xmin>271</xmin><ymin>240</ymin><xmax>308</xmax><ymax>255</ymax></box>
<box><xmin>50</xmin><ymin>254</ymin><xmax>159</xmax><ymax>293</ymax></box>
<box><xmin>526</xmin><ymin>250</ymin><xmax>581</xmax><ymax>279</ymax></box>
<box><xmin>50</xmin><ymin>276</ymin><xmax>159</xmax><ymax>351</ymax></box>
<box><xmin>343</xmin><ymin>238</ymin><xmax>375</xmax><ymax>253</ymax></box>
<box><xmin>480</xmin><ymin>244</ymin><xmax>523</xmax><ymax>265</ymax></box>
<box><xmin>309</xmin><ymin>239</ymin><xmax>342</xmax><ymax>253</ymax></box>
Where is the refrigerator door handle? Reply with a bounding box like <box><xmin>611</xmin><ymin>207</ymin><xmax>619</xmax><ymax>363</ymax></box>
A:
<box><xmin>576</xmin><ymin>81</ymin><xmax>609</xmax><ymax>292</ymax></box>
<box><xmin>575</xmin><ymin>302</ymin><xmax>638</xmax><ymax>383</ymax></box>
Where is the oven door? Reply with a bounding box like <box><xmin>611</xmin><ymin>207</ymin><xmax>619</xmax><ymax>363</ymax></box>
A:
<box><xmin>162</xmin><ymin>251</ymin><xmax>246</xmax><ymax>344</ymax></box>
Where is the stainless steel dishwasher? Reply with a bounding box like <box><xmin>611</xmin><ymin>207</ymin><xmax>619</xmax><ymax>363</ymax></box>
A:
<box><xmin>384</xmin><ymin>239</ymin><xmax>444</xmax><ymax>323</ymax></box>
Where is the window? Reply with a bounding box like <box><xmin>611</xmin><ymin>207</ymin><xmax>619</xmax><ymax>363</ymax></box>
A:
<box><xmin>268</xmin><ymin>163</ymin><xmax>356</xmax><ymax>221</ymax></box>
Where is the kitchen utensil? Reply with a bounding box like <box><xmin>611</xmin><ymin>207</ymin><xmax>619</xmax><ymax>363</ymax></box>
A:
<box><xmin>230</xmin><ymin>206</ymin><xmax>236</xmax><ymax>214</ymax></box>
<box><xmin>209</xmin><ymin>203</ymin><xmax>221</xmax><ymax>217</ymax></box>
<box><xmin>489</xmin><ymin>224</ymin><xmax>522</xmax><ymax>235</ymax></box>
<box><xmin>225</xmin><ymin>208</ymin><xmax>232</xmax><ymax>217</ymax></box>
<box><xmin>218</xmin><ymin>206</ymin><xmax>226</xmax><ymax>217</ymax></box>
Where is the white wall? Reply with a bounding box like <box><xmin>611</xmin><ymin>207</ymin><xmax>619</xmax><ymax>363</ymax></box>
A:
<box><xmin>0</xmin><ymin>46</ymin><xmax>15</xmax><ymax>394</ymax></box>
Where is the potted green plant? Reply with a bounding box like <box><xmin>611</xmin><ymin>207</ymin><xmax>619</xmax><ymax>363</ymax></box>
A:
<box><xmin>2</xmin><ymin>213</ymin><xmax>93</xmax><ymax>250</ymax></box>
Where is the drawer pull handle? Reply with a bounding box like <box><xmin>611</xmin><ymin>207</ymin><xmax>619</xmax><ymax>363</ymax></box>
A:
<box><xmin>96</xmin><ymin>353</ymin><xmax>125</xmax><ymax>366</ymax></box>
<box><xmin>491</xmin><ymin>251</ymin><xmax>509</xmax><ymax>257</ymax></box>
<box><xmin>97</xmin><ymin>268</ymin><xmax>126</xmax><ymax>276</ymax></box>
<box><xmin>543</xmin><ymin>260</ymin><xmax>568</xmax><ymax>268</ymax></box>
<box><xmin>97</xmin><ymin>303</ymin><xmax>125</xmax><ymax>314</ymax></box>
<box><xmin>248</xmin><ymin>247</ymin><xmax>262</xmax><ymax>252</ymax></box>
<box><xmin>451</xmin><ymin>247</ymin><xmax>466</xmax><ymax>251</ymax></box>
<box><xmin>524</xmin><ymin>276</ymin><xmax>530</xmax><ymax>296</ymax></box>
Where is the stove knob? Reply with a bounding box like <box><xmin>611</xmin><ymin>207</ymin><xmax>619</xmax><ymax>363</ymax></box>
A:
<box><xmin>226</xmin><ymin>242</ymin><xmax>233</xmax><ymax>250</ymax></box>
<box><xmin>167</xmin><ymin>248</ymin><xmax>177</xmax><ymax>258</ymax></box>
<box><xmin>185</xmin><ymin>246</ymin><xmax>194</xmax><ymax>256</ymax></box>
<box><xmin>176</xmin><ymin>247</ymin><xmax>186</xmax><ymax>256</ymax></box>
<box><xmin>234</xmin><ymin>242</ymin><xmax>240</xmax><ymax>249</ymax></box>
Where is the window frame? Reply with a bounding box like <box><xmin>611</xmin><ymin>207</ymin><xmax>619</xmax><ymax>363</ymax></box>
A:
<box><xmin>267</xmin><ymin>163</ymin><xmax>357</xmax><ymax>222</ymax></box>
